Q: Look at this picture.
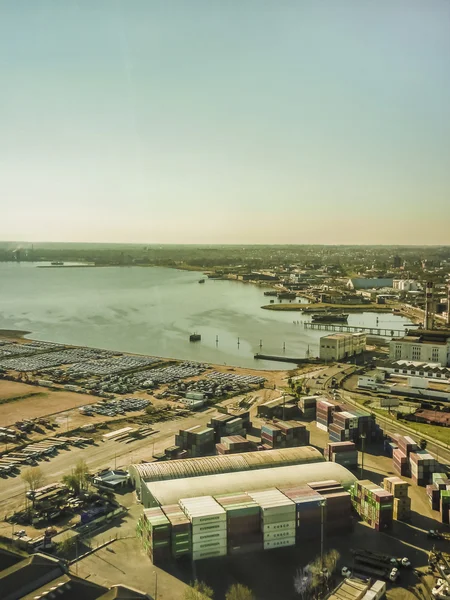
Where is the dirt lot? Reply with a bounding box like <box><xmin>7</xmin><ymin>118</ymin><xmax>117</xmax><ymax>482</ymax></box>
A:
<box><xmin>0</xmin><ymin>384</ymin><xmax>98</xmax><ymax>426</ymax></box>
<box><xmin>0</xmin><ymin>380</ymin><xmax>42</xmax><ymax>401</ymax></box>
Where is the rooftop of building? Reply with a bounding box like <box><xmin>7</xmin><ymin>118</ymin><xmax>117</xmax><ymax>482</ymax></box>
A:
<box><xmin>145</xmin><ymin>462</ymin><xmax>356</xmax><ymax>507</ymax></box>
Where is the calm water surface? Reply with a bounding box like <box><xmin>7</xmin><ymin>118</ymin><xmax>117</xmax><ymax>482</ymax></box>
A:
<box><xmin>0</xmin><ymin>264</ymin><xmax>411</xmax><ymax>370</ymax></box>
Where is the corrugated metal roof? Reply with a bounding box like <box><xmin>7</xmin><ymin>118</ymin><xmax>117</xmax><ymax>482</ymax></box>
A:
<box><xmin>129</xmin><ymin>446</ymin><xmax>323</xmax><ymax>485</ymax></box>
<box><xmin>145</xmin><ymin>462</ymin><xmax>356</xmax><ymax>507</ymax></box>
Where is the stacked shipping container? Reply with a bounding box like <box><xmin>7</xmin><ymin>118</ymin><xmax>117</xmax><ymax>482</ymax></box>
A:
<box><xmin>161</xmin><ymin>504</ymin><xmax>191</xmax><ymax>558</ymax></box>
<box><xmin>248</xmin><ymin>489</ymin><xmax>296</xmax><ymax>550</ymax></box>
<box><xmin>139</xmin><ymin>507</ymin><xmax>171</xmax><ymax>563</ymax></box>
<box><xmin>279</xmin><ymin>485</ymin><xmax>323</xmax><ymax>542</ymax></box>
<box><xmin>351</xmin><ymin>480</ymin><xmax>393</xmax><ymax>531</ymax></box>
<box><xmin>299</xmin><ymin>396</ymin><xmax>318</xmax><ymax>419</ymax></box>
<box><xmin>409</xmin><ymin>451</ymin><xmax>438</xmax><ymax>485</ymax></box>
<box><xmin>215</xmin><ymin>492</ymin><xmax>263</xmax><ymax>555</ymax></box>
<box><xmin>383</xmin><ymin>476</ymin><xmax>411</xmax><ymax>521</ymax></box>
<box><xmin>216</xmin><ymin>435</ymin><xmax>252</xmax><ymax>455</ymax></box>
<box><xmin>180</xmin><ymin>496</ymin><xmax>227</xmax><ymax>560</ymax></box>
<box><xmin>175</xmin><ymin>426</ymin><xmax>215</xmax><ymax>457</ymax></box>
<box><xmin>325</xmin><ymin>442</ymin><xmax>358</xmax><ymax>468</ymax></box>
<box><xmin>316</xmin><ymin>399</ymin><xmax>337</xmax><ymax>432</ymax></box>
<box><xmin>260</xmin><ymin>421</ymin><xmax>310</xmax><ymax>449</ymax></box>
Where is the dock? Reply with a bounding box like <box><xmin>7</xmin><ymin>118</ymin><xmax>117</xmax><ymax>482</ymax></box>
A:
<box><xmin>254</xmin><ymin>353</ymin><xmax>319</xmax><ymax>364</ymax></box>
<box><xmin>303</xmin><ymin>322</ymin><xmax>404</xmax><ymax>337</ymax></box>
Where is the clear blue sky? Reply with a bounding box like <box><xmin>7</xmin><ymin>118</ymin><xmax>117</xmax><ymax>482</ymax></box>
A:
<box><xmin>1</xmin><ymin>1</ymin><xmax>449</xmax><ymax>244</ymax></box>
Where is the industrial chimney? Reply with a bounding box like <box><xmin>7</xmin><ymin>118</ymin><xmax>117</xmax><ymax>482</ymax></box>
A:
<box><xmin>424</xmin><ymin>281</ymin><xmax>434</xmax><ymax>330</ymax></box>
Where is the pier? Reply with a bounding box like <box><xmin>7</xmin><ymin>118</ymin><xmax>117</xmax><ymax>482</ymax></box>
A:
<box><xmin>303</xmin><ymin>322</ymin><xmax>404</xmax><ymax>337</ymax></box>
<box><xmin>254</xmin><ymin>353</ymin><xmax>320</xmax><ymax>364</ymax></box>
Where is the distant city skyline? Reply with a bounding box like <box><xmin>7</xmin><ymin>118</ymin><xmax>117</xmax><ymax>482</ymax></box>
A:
<box><xmin>1</xmin><ymin>1</ymin><xmax>450</xmax><ymax>244</ymax></box>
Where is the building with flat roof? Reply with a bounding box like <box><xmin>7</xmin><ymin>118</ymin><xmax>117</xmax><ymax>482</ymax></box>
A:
<box><xmin>390</xmin><ymin>329</ymin><xmax>450</xmax><ymax>367</ymax></box>
<box><xmin>320</xmin><ymin>332</ymin><xmax>366</xmax><ymax>361</ymax></box>
<box><xmin>347</xmin><ymin>278</ymin><xmax>393</xmax><ymax>290</ymax></box>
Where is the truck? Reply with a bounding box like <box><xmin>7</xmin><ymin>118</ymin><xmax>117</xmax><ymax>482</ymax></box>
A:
<box><xmin>428</xmin><ymin>530</ymin><xmax>450</xmax><ymax>542</ymax></box>
<box><xmin>350</xmin><ymin>550</ymin><xmax>403</xmax><ymax>583</ymax></box>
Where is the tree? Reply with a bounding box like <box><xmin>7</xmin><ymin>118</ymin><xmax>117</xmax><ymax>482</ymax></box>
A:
<box><xmin>22</xmin><ymin>466</ymin><xmax>44</xmax><ymax>506</ymax></box>
<box><xmin>184</xmin><ymin>580</ymin><xmax>214</xmax><ymax>600</ymax></box>
<box><xmin>294</xmin><ymin>550</ymin><xmax>340</xmax><ymax>597</ymax></box>
<box><xmin>225</xmin><ymin>583</ymin><xmax>255</xmax><ymax>600</ymax></box>
<box><xmin>62</xmin><ymin>459</ymin><xmax>90</xmax><ymax>496</ymax></box>
<box><xmin>57</xmin><ymin>533</ymin><xmax>76</xmax><ymax>557</ymax></box>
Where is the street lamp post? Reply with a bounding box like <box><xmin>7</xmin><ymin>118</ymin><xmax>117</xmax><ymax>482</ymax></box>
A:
<box><xmin>319</xmin><ymin>499</ymin><xmax>326</xmax><ymax>570</ymax></box>
<box><xmin>360</xmin><ymin>433</ymin><xmax>366</xmax><ymax>480</ymax></box>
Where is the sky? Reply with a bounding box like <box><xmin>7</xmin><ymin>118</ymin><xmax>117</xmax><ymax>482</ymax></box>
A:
<box><xmin>1</xmin><ymin>1</ymin><xmax>450</xmax><ymax>245</ymax></box>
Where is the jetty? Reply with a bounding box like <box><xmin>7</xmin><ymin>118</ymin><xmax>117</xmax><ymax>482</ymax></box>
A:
<box><xmin>304</xmin><ymin>322</ymin><xmax>404</xmax><ymax>337</ymax></box>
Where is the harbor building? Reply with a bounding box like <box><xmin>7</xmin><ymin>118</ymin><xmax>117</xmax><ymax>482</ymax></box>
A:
<box><xmin>319</xmin><ymin>332</ymin><xmax>366</xmax><ymax>361</ymax></box>
<box><xmin>390</xmin><ymin>329</ymin><xmax>450</xmax><ymax>367</ymax></box>
<box><xmin>393</xmin><ymin>279</ymin><xmax>420</xmax><ymax>292</ymax></box>
<box><xmin>346</xmin><ymin>278</ymin><xmax>393</xmax><ymax>290</ymax></box>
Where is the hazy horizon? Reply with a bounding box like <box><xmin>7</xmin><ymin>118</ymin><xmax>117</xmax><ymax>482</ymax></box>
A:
<box><xmin>1</xmin><ymin>1</ymin><xmax>450</xmax><ymax>245</ymax></box>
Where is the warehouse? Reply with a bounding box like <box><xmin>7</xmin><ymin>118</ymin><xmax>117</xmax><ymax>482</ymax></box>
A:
<box><xmin>130</xmin><ymin>446</ymin><xmax>324</xmax><ymax>500</ymax></box>
<box><xmin>141</xmin><ymin>462</ymin><xmax>356</xmax><ymax>508</ymax></box>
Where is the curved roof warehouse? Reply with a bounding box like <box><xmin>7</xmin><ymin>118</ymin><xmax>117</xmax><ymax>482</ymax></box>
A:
<box><xmin>141</xmin><ymin>462</ymin><xmax>356</xmax><ymax>508</ymax></box>
<box><xmin>129</xmin><ymin>446</ymin><xmax>324</xmax><ymax>498</ymax></box>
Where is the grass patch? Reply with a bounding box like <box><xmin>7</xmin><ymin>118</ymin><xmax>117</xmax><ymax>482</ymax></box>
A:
<box><xmin>397</xmin><ymin>419</ymin><xmax>450</xmax><ymax>445</ymax></box>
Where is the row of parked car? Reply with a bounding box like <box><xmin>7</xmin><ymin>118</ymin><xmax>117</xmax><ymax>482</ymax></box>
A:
<box><xmin>79</xmin><ymin>397</ymin><xmax>150</xmax><ymax>417</ymax></box>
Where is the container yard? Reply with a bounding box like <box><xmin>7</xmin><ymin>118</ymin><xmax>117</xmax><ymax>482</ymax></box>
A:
<box><xmin>174</xmin><ymin>426</ymin><xmax>215</xmax><ymax>457</ymax></box>
<box><xmin>137</xmin><ymin>470</ymin><xmax>359</xmax><ymax>564</ymax></box>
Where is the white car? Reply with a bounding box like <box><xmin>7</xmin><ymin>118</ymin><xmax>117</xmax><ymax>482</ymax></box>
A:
<box><xmin>389</xmin><ymin>568</ymin><xmax>399</xmax><ymax>582</ymax></box>
<box><xmin>341</xmin><ymin>567</ymin><xmax>352</xmax><ymax>578</ymax></box>
<box><xmin>401</xmin><ymin>557</ymin><xmax>411</xmax><ymax>568</ymax></box>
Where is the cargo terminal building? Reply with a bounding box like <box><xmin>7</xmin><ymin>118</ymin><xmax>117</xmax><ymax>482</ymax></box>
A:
<box><xmin>137</xmin><ymin>461</ymin><xmax>357</xmax><ymax>562</ymax></box>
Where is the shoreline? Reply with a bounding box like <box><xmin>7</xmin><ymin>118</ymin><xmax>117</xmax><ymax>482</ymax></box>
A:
<box><xmin>261</xmin><ymin>303</ymin><xmax>394</xmax><ymax>313</ymax></box>
<box><xmin>0</xmin><ymin>329</ymin><xmax>296</xmax><ymax>373</ymax></box>
<box><xmin>0</xmin><ymin>329</ymin><xmax>31</xmax><ymax>339</ymax></box>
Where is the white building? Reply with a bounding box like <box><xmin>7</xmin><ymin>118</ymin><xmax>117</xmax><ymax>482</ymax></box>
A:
<box><xmin>393</xmin><ymin>279</ymin><xmax>420</xmax><ymax>292</ymax></box>
<box><xmin>389</xmin><ymin>330</ymin><xmax>450</xmax><ymax>367</ymax></box>
<box><xmin>320</xmin><ymin>332</ymin><xmax>366</xmax><ymax>361</ymax></box>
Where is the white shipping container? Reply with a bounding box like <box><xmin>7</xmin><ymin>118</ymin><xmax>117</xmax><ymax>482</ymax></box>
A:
<box><xmin>192</xmin><ymin>531</ymin><xmax>227</xmax><ymax>544</ymax></box>
<box><xmin>263</xmin><ymin>537</ymin><xmax>295</xmax><ymax>550</ymax></box>
<box><xmin>262</xmin><ymin>521</ymin><xmax>296</xmax><ymax>532</ymax></box>
<box><xmin>316</xmin><ymin>422</ymin><xmax>328</xmax><ymax>432</ymax></box>
<box><xmin>264</xmin><ymin>528</ymin><xmax>296</xmax><ymax>541</ymax></box>
<box><xmin>192</xmin><ymin>540</ymin><xmax>227</xmax><ymax>553</ymax></box>
<box><xmin>192</xmin><ymin>522</ymin><xmax>225</xmax><ymax>534</ymax></box>
<box><xmin>193</xmin><ymin>548</ymin><xmax>227</xmax><ymax>561</ymax></box>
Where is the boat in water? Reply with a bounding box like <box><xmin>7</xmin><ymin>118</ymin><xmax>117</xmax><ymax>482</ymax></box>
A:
<box><xmin>189</xmin><ymin>333</ymin><xmax>201</xmax><ymax>342</ymax></box>
<box><xmin>311</xmin><ymin>312</ymin><xmax>349</xmax><ymax>323</ymax></box>
<box><xmin>277</xmin><ymin>292</ymin><xmax>297</xmax><ymax>300</ymax></box>
<box><xmin>198</xmin><ymin>279</ymin><xmax>205</xmax><ymax>284</ymax></box>
<box><xmin>51</xmin><ymin>261</ymin><xmax>64</xmax><ymax>266</ymax></box>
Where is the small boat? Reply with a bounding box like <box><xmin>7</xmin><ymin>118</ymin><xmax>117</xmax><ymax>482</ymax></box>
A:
<box><xmin>198</xmin><ymin>279</ymin><xmax>205</xmax><ymax>284</ymax></box>
<box><xmin>51</xmin><ymin>261</ymin><xmax>64</xmax><ymax>266</ymax></box>
<box><xmin>189</xmin><ymin>333</ymin><xmax>201</xmax><ymax>342</ymax></box>
<box><xmin>311</xmin><ymin>312</ymin><xmax>349</xmax><ymax>323</ymax></box>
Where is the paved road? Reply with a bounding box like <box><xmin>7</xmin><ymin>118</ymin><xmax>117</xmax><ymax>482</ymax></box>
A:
<box><xmin>0</xmin><ymin>408</ymin><xmax>218</xmax><ymax>516</ymax></box>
